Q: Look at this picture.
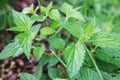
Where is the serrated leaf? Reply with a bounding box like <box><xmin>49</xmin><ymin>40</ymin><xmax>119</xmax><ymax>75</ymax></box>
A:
<box><xmin>60</xmin><ymin>3</ymin><xmax>73</xmax><ymax>15</ymax></box>
<box><xmin>63</xmin><ymin>21</ymin><xmax>84</xmax><ymax>38</ymax></box>
<box><xmin>33</xmin><ymin>45</ymin><xmax>45</xmax><ymax>60</ymax></box>
<box><xmin>48</xmin><ymin>55</ymin><xmax>59</xmax><ymax>67</ymax></box>
<box><xmin>85</xmin><ymin>19</ymin><xmax>95</xmax><ymax>37</ymax></box>
<box><xmin>80</xmin><ymin>67</ymin><xmax>100</xmax><ymax>80</ymax></box>
<box><xmin>48</xmin><ymin>36</ymin><xmax>65</xmax><ymax>49</ymax></box>
<box><xmin>22</xmin><ymin>4</ymin><xmax>34</xmax><ymax>14</ymax></box>
<box><xmin>96</xmin><ymin>48</ymin><xmax>120</xmax><ymax>67</ymax></box>
<box><xmin>20</xmin><ymin>73</ymin><xmax>37</xmax><ymax>80</ymax></box>
<box><xmin>64</xmin><ymin>41</ymin><xmax>85</xmax><ymax>78</ymax></box>
<box><xmin>40</xmin><ymin>2</ymin><xmax>53</xmax><ymax>16</ymax></box>
<box><xmin>48</xmin><ymin>68</ymin><xmax>62</xmax><ymax>79</ymax></box>
<box><xmin>91</xmin><ymin>33</ymin><xmax>120</xmax><ymax>49</ymax></box>
<box><xmin>12</xmin><ymin>10</ymin><xmax>33</xmax><ymax>31</ymax></box>
<box><xmin>60</xmin><ymin>3</ymin><xmax>85</xmax><ymax>21</ymax></box>
<box><xmin>30</xmin><ymin>24</ymin><xmax>42</xmax><ymax>35</ymax></box>
<box><xmin>15</xmin><ymin>31</ymin><xmax>34</xmax><ymax>59</ymax></box>
<box><xmin>41</xmin><ymin>27</ymin><xmax>55</xmax><ymax>35</ymax></box>
<box><xmin>0</xmin><ymin>42</ymin><xmax>23</xmax><ymax>59</ymax></box>
<box><xmin>49</xmin><ymin>9</ymin><xmax>60</xmax><ymax>20</ymax></box>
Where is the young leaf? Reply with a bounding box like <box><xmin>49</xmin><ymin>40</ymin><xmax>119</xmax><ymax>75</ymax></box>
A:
<box><xmin>0</xmin><ymin>42</ymin><xmax>23</xmax><ymax>59</ymax></box>
<box><xmin>15</xmin><ymin>31</ymin><xmax>34</xmax><ymax>59</ymax></box>
<box><xmin>60</xmin><ymin>3</ymin><xmax>85</xmax><ymax>21</ymax></box>
<box><xmin>20</xmin><ymin>73</ymin><xmax>37</xmax><ymax>80</ymax></box>
<box><xmin>64</xmin><ymin>41</ymin><xmax>85</xmax><ymax>78</ymax></box>
<box><xmin>40</xmin><ymin>6</ymin><xmax>47</xmax><ymax>15</ymax></box>
<box><xmin>22</xmin><ymin>4</ymin><xmax>34</xmax><ymax>14</ymax></box>
<box><xmin>85</xmin><ymin>18</ymin><xmax>95</xmax><ymax>37</ymax></box>
<box><xmin>49</xmin><ymin>9</ymin><xmax>60</xmax><ymax>20</ymax></box>
<box><xmin>41</xmin><ymin>27</ymin><xmax>55</xmax><ymax>35</ymax></box>
<box><xmin>48</xmin><ymin>36</ymin><xmax>65</xmax><ymax>49</ymax></box>
<box><xmin>46</xmin><ymin>2</ymin><xmax>53</xmax><ymax>15</ymax></box>
<box><xmin>33</xmin><ymin>45</ymin><xmax>45</xmax><ymax>61</ymax></box>
<box><xmin>90</xmin><ymin>33</ymin><xmax>120</xmax><ymax>49</ymax></box>
<box><xmin>40</xmin><ymin>2</ymin><xmax>53</xmax><ymax>16</ymax></box>
<box><xmin>63</xmin><ymin>20</ymin><xmax>84</xmax><ymax>38</ymax></box>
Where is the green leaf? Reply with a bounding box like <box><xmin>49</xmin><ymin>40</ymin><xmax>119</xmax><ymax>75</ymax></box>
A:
<box><xmin>49</xmin><ymin>9</ymin><xmax>60</xmax><ymax>20</ymax></box>
<box><xmin>64</xmin><ymin>41</ymin><xmax>85</xmax><ymax>78</ymax></box>
<box><xmin>22</xmin><ymin>4</ymin><xmax>34</xmax><ymax>14</ymax></box>
<box><xmin>41</xmin><ymin>27</ymin><xmax>55</xmax><ymax>35</ymax></box>
<box><xmin>33</xmin><ymin>45</ymin><xmax>45</xmax><ymax>61</ymax></box>
<box><xmin>40</xmin><ymin>2</ymin><xmax>53</xmax><ymax>16</ymax></box>
<box><xmin>0</xmin><ymin>11</ymin><xmax>6</xmax><ymax>30</ymax></box>
<box><xmin>48</xmin><ymin>67</ymin><xmax>62</xmax><ymax>79</ymax></box>
<box><xmin>50</xmin><ymin>21</ymin><xmax>60</xmax><ymax>29</ymax></box>
<box><xmin>31</xmin><ymin>24</ymin><xmax>42</xmax><ymax>35</ymax></box>
<box><xmin>46</xmin><ymin>2</ymin><xmax>53</xmax><ymax>15</ymax></box>
<box><xmin>34</xmin><ymin>54</ymin><xmax>50</xmax><ymax>79</ymax></box>
<box><xmin>40</xmin><ymin>6</ymin><xmax>47</xmax><ymax>14</ymax></box>
<box><xmin>20</xmin><ymin>73</ymin><xmax>37</xmax><ymax>80</ymax></box>
<box><xmin>48</xmin><ymin>36</ymin><xmax>65</xmax><ymax>49</ymax></box>
<box><xmin>85</xmin><ymin>19</ymin><xmax>95</xmax><ymax>37</ymax></box>
<box><xmin>60</xmin><ymin>3</ymin><xmax>85</xmax><ymax>21</ymax></box>
<box><xmin>48</xmin><ymin>54</ymin><xmax>59</xmax><ymax>67</ymax></box>
<box><xmin>15</xmin><ymin>31</ymin><xmax>34</xmax><ymax>59</ymax></box>
<box><xmin>90</xmin><ymin>33</ymin><xmax>120</xmax><ymax>49</ymax></box>
<box><xmin>63</xmin><ymin>21</ymin><xmax>84</xmax><ymax>38</ymax></box>
<box><xmin>31</xmin><ymin>14</ymin><xmax>46</xmax><ymax>22</ymax></box>
<box><xmin>0</xmin><ymin>42</ymin><xmax>23</xmax><ymax>59</ymax></box>
<box><xmin>80</xmin><ymin>67</ymin><xmax>100</xmax><ymax>80</ymax></box>
<box><xmin>12</xmin><ymin>10</ymin><xmax>33</xmax><ymax>31</ymax></box>
<box><xmin>96</xmin><ymin>48</ymin><xmax>120</xmax><ymax>67</ymax></box>
<box><xmin>8</xmin><ymin>26</ymin><xmax>28</xmax><ymax>32</ymax></box>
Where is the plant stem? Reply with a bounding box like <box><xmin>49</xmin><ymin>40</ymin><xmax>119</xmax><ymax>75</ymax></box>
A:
<box><xmin>84</xmin><ymin>45</ymin><xmax>104</xmax><ymax>80</ymax></box>
<box><xmin>53</xmin><ymin>27</ymin><xmax>62</xmax><ymax>37</ymax></box>
<box><xmin>52</xmin><ymin>50</ymin><xmax>67</xmax><ymax>68</ymax></box>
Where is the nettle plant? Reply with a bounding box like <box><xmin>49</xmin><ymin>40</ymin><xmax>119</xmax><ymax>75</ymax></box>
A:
<box><xmin>0</xmin><ymin>2</ymin><xmax>120</xmax><ymax>80</ymax></box>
